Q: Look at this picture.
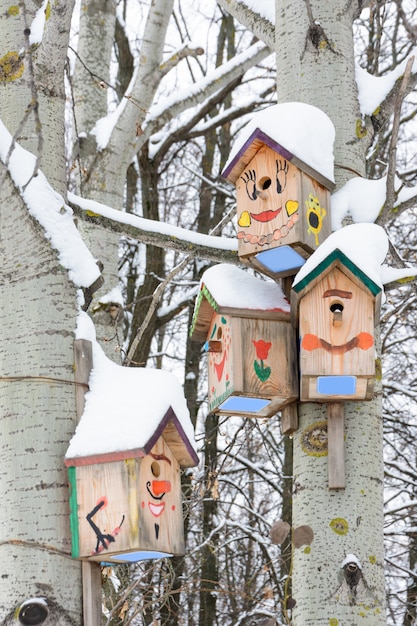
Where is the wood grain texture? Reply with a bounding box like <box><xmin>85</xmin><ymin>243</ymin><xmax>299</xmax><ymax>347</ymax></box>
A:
<box><xmin>327</xmin><ymin>403</ymin><xmax>345</xmax><ymax>490</ymax></box>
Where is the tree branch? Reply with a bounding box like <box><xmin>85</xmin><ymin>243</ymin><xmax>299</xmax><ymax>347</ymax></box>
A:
<box><xmin>69</xmin><ymin>197</ymin><xmax>239</xmax><ymax>266</ymax></box>
<box><xmin>370</xmin><ymin>59</ymin><xmax>417</xmax><ymax>139</ymax></box>
<box><xmin>123</xmin><ymin>203</ymin><xmax>237</xmax><ymax>366</ymax></box>
<box><xmin>216</xmin><ymin>0</ymin><xmax>275</xmax><ymax>48</ymax></box>
<box><xmin>385</xmin><ymin>56</ymin><xmax>414</xmax><ymax>213</ymax></box>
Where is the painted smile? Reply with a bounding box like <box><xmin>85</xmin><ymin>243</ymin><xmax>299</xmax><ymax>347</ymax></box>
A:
<box><xmin>302</xmin><ymin>332</ymin><xmax>374</xmax><ymax>354</ymax></box>
<box><xmin>148</xmin><ymin>502</ymin><xmax>165</xmax><ymax>517</ymax></box>
<box><xmin>250</xmin><ymin>208</ymin><xmax>281</xmax><ymax>223</ymax></box>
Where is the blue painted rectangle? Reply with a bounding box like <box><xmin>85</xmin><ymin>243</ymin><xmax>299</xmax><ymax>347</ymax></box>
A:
<box><xmin>219</xmin><ymin>396</ymin><xmax>271</xmax><ymax>413</ymax></box>
<box><xmin>104</xmin><ymin>551</ymin><xmax>173</xmax><ymax>564</ymax></box>
<box><xmin>316</xmin><ymin>376</ymin><xmax>357</xmax><ymax>396</ymax></box>
<box><xmin>256</xmin><ymin>246</ymin><xmax>305</xmax><ymax>274</ymax></box>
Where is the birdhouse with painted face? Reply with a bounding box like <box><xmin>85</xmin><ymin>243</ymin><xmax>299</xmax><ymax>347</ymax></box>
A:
<box><xmin>190</xmin><ymin>264</ymin><xmax>298</xmax><ymax>418</ymax></box>
<box><xmin>65</xmin><ymin>345</ymin><xmax>198</xmax><ymax>564</ymax></box>
<box><xmin>222</xmin><ymin>103</ymin><xmax>335</xmax><ymax>278</ymax></box>
<box><xmin>292</xmin><ymin>248</ymin><xmax>382</xmax><ymax>402</ymax></box>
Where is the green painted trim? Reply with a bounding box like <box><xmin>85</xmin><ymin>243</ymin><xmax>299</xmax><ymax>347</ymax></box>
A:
<box><xmin>293</xmin><ymin>248</ymin><xmax>381</xmax><ymax>296</ymax></box>
<box><xmin>68</xmin><ymin>466</ymin><xmax>80</xmax><ymax>558</ymax></box>
<box><xmin>189</xmin><ymin>283</ymin><xmax>219</xmax><ymax>337</ymax></box>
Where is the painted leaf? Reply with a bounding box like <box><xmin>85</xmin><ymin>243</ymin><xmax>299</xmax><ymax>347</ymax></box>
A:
<box><xmin>254</xmin><ymin>360</ymin><xmax>271</xmax><ymax>382</ymax></box>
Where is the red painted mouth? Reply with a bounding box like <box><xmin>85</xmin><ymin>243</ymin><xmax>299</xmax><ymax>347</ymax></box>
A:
<box><xmin>213</xmin><ymin>350</ymin><xmax>227</xmax><ymax>382</ymax></box>
<box><xmin>148</xmin><ymin>502</ymin><xmax>165</xmax><ymax>517</ymax></box>
<box><xmin>250</xmin><ymin>208</ymin><xmax>281</xmax><ymax>223</ymax></box>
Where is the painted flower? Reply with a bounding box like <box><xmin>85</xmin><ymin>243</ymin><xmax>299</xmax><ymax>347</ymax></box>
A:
<box><xmin>252</xmin><ymin>339</ymin><xmax>272</xmax><ymax>361</ymax></box>
<box><xmin>252</xmin><ymin>339</ymin><xmax>272</xmax><ymax>382</ymax></box>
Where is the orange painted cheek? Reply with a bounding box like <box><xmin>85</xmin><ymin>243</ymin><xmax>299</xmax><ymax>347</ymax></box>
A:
<box><xmin>302</xmin><ymin>334</ymin><xmax>321</xmax><ymax>351</ymax></box>
<box><xmin>357</xmin><ymin>332</ymin><xmax>374</xmax><ymax>350</ymax></box>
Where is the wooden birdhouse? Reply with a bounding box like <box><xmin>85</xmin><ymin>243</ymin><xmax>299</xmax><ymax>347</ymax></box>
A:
<box><xmin>292</xmin><ymin>248</ymin><xmax>382</xmax><ymax>402</ymax></box>
<box><xmin>190</xmin><ymin>264</ymin><xmax>298</xmax><ymax>418</ymax></box>
<box><xmin>65</xmin><ymin>342</ymin><xmax>198</xmax><ymax>564</ymax></box>
<box><xmin>222</xmin><ymin>103</ymin><xmax>335</xmax><ymax>278</ymax></box>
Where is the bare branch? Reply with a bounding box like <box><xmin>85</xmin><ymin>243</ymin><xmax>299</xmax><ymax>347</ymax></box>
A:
<box><xmin>384</xmin><ymin>56</ymin><xmax>415</xmax><ymax>214</ymax></box>
<box><xmin>123</xmin><ymin>204</ymin><xmax>237</xmax><ymax>366</ymax></box>
<box><xmin>216</xmin><ymin>0</ymin><xmax>274</xmax><ymax>48</ymax></box>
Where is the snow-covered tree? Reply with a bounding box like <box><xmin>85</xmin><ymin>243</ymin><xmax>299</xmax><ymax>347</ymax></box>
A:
<box><xmin>1</xmin><ymin>1</ymin><xmax>417</xmax><ymax>625</ymax></box>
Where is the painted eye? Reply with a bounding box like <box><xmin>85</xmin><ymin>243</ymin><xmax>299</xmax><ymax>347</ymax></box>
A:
<box><xmin>276</xmin><ymin>160</ymin><xmax>288</xmax><ymax>193</ymax></box>
<box><xmin>246</xmin><ymin>180</ymin><xmax>257</xmax><ymax>200</ymax></box>
<box><xmin>242</xmin><ymin>170</ymin><xmax>258</xmax><ymax>200</ymax></box>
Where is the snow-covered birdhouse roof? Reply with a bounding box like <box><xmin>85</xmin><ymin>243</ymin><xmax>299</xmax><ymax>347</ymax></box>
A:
<box><xmin>190</xmin><ymin>263</ymin><xmax>290</xmax><ymax>342</ymax></box>
<box><xmin>222</xmin><ymin>102</ymin><xmax>336</xmax><ymax>191</ymax></box>
<box><xmin>292</xmin><ymin>222</ymin><xmax>414</xmax><ymax>303</ymax></box>
<box><xmin>292</xmin><ymin>247</ymin><xmax>382</xmax><ymax>299</ymax></box>
<box><xmin>65</xmin><ymin>338</ymin><xmax>198</xmax><ymax>469</ymax></box>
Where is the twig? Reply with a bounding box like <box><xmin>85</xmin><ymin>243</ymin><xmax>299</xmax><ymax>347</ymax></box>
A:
<box><xmin>384</xmin><ymin>56</ymin><xmax>415</xmax><ymax>213</ymax></box>
<box><xmin>123</xmin><ymin>205</ymin><xmax>236</xmax><ymax>366</ymax></box>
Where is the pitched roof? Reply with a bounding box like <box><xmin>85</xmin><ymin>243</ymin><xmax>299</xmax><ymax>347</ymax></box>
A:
<box><xmin>65</xmin><ymin>344</ymin><xmax>198</xmax><ymax>468</ymax></box>
<box><xmin>292</xmin><ymin>248</ymin><xmax>381</xmax><ymax>297</ymax></box>
<box><xmin>190</xmin><ymin>264</ymin><xmax>290</xmax><ymax>341</ymax></box>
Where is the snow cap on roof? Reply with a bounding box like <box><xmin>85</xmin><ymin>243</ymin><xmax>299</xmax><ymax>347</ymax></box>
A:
<box><xmin>222</xmin><ymin>102</ymin><xmax>335</xmax><ymax>188</ymax></box>
<box><xmin>292</xmin><ymin>222</ymin><xmax>417</xmax><ymax>302</ymax></box>
<box><xmin>190</xmin><ymin>264</ymin><xmax>290</xmax><ymax>341</ymax></box>
<box><xmin>65</xmin><ymin>314</ymin><xmax>198</xmax><ymax>468</ymax></box>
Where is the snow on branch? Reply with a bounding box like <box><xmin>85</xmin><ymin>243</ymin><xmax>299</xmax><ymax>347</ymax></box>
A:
<box><xmin>216</xmin><ymin>0</ymin><xmax>275</xmax><ymax>48</ymax></box>
<box><xmin>0</xmin><ymin>119</ymin><xmax>101</xmax><ymax>289</ymax></box>
<box><xmin>68</xmin><ymin>192</ymin><xmax>239</xmax><ymax>265</ymax></box>
<box><xmin>355</xmin><ymin>51</ymin><xmax>417</xmax><ymax>116</ymax></box>
<box><xmin>141</xmin><ymin>41</ymin><xmax>272</xmax><ymax>147</ymax></box>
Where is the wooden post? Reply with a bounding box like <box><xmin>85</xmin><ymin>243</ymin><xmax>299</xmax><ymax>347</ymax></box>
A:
<box><xmin>74</xmin><ymin>339</ymin><xmax>93</xmax><ymax>421</ymax></box>
<box><xmin>281</xmin><ymin>402</ymin><xmax>299</xmax><ymax>435</ymax></box>
<box><xmin>327</xmin><ymin>402</ymin><xmax>345</xmax><ymax>490</ymax></box>
<box><xmin>74</xmin><ymin>339</ymin><xmax>102</xmax><ymax>626</ymax></box>
<box><xmin>82</xmin><ymin>561</ymin><xmax>103</xmax><ymax>626</ymax></box>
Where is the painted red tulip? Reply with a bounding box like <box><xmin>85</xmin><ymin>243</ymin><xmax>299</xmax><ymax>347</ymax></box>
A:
<box><xmin>252</xmin><ymin>339</ymin><xmax>272</xmax><ymax>361</ymax></box>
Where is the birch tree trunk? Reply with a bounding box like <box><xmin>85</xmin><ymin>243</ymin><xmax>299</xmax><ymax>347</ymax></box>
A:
<box><xmin>0</xmin><ymin>175</ymin><xmax>82</xmax><ymax>624</ymax></box>
<box><xmin>274</xmin><ymin>1</ymin><xmax>387</xmax><ymax>623</ymax></box>
<box><xmin>0</xmin><ymin>2</ymin><xmax>83</xmax><ymax>622</ymax></box>
<box><xmin>275</xmin><ymin>0</ymin><xmax>366</xmax><ymax>185</ymax></box>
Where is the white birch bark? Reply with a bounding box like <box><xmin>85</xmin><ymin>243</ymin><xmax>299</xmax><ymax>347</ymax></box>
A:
<box><xmin>0</xmin><ymin>173</ymin><xmax>82</xmax><ymax>623</ymax></box>
<box><xmin>0</xmin><ymin>0</ymin><xmax>75</xmax><ymax>195</ymax></box>
<box><xmin>72</xmin><ymin>0</ymin><xmax>117</xmax><ymax>134</ymax></box>
<box><xmin>216</xmin><ymin>0</ymin><xmax>274</xmax><ymax>48</ymax></box>
<box><xmin>273</xmin><ymin>1</ymin><xmax>387</xmax><ymax>623</ymax></box>
<box><xmin>0</xmin><ymin>2</ymin><xmax>83</xmax><ymax>621</ymax></box>
<box><xmin>275</xmin><ymin>0</ymin><xmax>366</xmax><ymax>186</ymax></box>
<box><xmin>291</xmin><ymin>397</ymin><xmax>386</xmax><ymax>624</ymax></box>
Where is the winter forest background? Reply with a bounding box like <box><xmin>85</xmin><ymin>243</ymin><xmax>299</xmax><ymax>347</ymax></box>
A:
<box><xmin>1</xmin><ymin>0</ymin><xmax>417</xmax><ymax>625</ymax></box>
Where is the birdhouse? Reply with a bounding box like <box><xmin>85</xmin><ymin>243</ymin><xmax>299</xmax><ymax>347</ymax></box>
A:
<box><xmin>292</xmin><ymin>248</ymin><xmax>382</xmax><ymax>402</ymax></box>
<box><xmin>190</xmin><ymin>264</ymin><xmax>298</xmax><ymax>418</ymax></box>
<box><xmin>65</xmin><ymin>343</ymin><xmax>198</xmax><ymax>564</ymax></box>
<box><xmin>222</xmin><ymin>103</ymin><xmax>335</xmax><ymax>278</ymax></box>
